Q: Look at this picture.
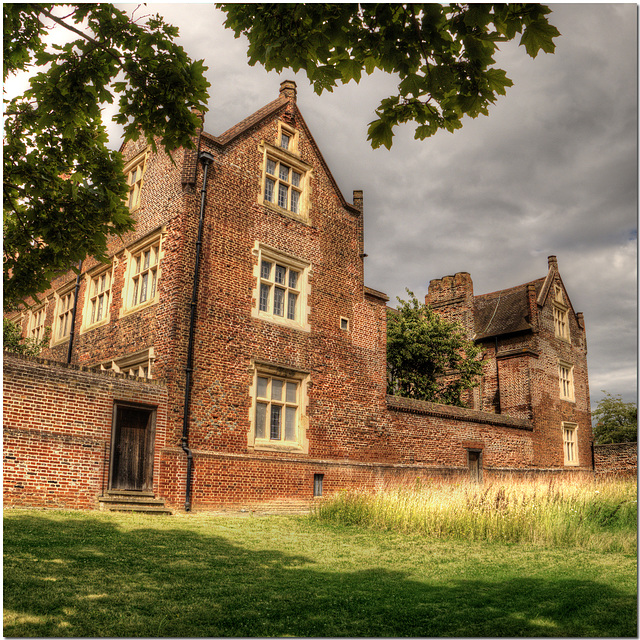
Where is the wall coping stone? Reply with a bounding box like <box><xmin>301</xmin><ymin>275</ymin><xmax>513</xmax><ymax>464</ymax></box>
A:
<box><xmin>386</xmin><ymin>394</ymin><xmax>534</xmax><ymax>431</ymax></box>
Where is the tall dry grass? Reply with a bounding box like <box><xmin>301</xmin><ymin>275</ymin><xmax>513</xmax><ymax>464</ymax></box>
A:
<box><xmin>312</xmin><ymin>476</ymin><xmax>637</xmax><ymax>552</ymax></box>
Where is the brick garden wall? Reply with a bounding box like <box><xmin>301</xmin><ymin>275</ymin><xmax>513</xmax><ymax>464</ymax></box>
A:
<box><xmin>594</xmin><ymin>442</ymin><xmax>637</xmax><ymax>478</ymax></box>
<box><xmin>3</xmin><ymin>353</ymin><xmax>168</xmax><ymax>509</ymax></box>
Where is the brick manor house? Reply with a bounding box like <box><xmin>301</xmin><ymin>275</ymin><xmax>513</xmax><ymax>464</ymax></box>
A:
<box><xmin>4</xmin><ymin>81</ymin><xmax>593</xmax><ymax>511</ymax></box>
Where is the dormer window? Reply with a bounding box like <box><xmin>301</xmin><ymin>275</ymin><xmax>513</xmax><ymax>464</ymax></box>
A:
<box><xmin>280</xmin><ymin>132</ymin><xmax>291</xmax><ymax>150</ymax></box>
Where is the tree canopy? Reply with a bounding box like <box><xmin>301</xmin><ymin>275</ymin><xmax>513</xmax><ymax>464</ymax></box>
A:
<box><xmin>592</xmin><ymin>392</ymin><xmax>637</xmax><ymax>445</ymax></box>
<box><xmin>3</xmin><ymin>4</ymin><xmax>210</xmax><ymax>310</ymax></box>
<box><xmin>218</xmin><ymin>3</ymin><xmax>560</xmax><ymax>149</ymax></box>
<box><xmin>387</xmin><ymin>291</ymin><xmax>483</xmax><ymax>406</ymax></box>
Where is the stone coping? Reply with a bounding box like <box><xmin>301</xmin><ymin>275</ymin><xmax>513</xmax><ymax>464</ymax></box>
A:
<box><xmin>386</xmin><ymin>394</ymin><xmax>533</xmax><ymax>431</ymax></box>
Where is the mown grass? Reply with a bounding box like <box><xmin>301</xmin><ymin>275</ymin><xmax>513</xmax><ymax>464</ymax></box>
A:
<box><xmin>3</xmin><ymin>497</ymin><xmax>637</xmax><ymax>637</ymax></box>
<box><xmin>312</xmin><ymin>476</ymin><xmax>638</xmax><ymax>553</ymax></box>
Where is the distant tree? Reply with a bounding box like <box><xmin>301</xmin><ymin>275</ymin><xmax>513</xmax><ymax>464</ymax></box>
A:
<box><xmin>387</xmin><ymin>291</ymin><xmax>483</xmax><ymax>406</ymax></box>
<box><xmin>218</xmin><ymin>3</ymin><xmax>560</xmax><ymax>149</ymax></box>
<box><xmin>4</xmin><ymin>4</ymin><xmax>210</xmax><ymax>310</ymax></box>
<box><xmin>592</xmin><ymin>392</ymin><xmax>637</xmax><ymax>444</ymax></box>
<box><xmin>3</xmin><ymin>318</ymin><xmax>50</xmax><ymax>357</ymax></box>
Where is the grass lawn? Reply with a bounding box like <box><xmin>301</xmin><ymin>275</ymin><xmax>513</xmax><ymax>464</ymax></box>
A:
<box><xmin>3</xmin><ymin>509</ymin><xmax>637</xmax><ymax>637</ymax></box>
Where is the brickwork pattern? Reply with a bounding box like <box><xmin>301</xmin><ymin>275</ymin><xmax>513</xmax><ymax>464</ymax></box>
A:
<box><xmin>3</xmin><ymin>353</ymin><xmax>168</xmax><ymax>509</ymax></box>
<box><xmin>594</xmin><ymin>442</ymin><xmax>637</xmax><ymax>477</ymax></box>
<box><xmin>3</xmin><ymin>85</ymin><xmax>597</xmax><ymax>512</ymax></box>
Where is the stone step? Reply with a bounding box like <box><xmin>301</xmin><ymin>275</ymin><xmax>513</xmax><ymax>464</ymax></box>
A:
<box><xmin>102</xmin><ymin>503</ymin><xmax>173</xmax><ymax>515</ymax></box>
<box><xmin>98</xmin><ymin>492</ymin><xmax>172</xmax><ymax>515</ymax></box>
<box><xmin>100</xmin><ymin>494</ymin><xmax>166</xmax><ymax>506</ymax></box>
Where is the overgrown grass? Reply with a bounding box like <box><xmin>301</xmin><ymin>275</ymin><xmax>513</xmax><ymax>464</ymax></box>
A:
<box><xmin>3</xmin><ymin>507</ymin><xmax>637</xmax><ymax>637</ymax></box>
<box><xmin>312</xmin><ymin>476</ymin><xmax>638</xmax><ymax>553</ymax></box>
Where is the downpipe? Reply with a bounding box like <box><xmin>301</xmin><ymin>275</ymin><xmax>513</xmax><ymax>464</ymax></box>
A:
<box><xmin>66</xmin><ymin>260</ymin><xmax>83</xmax><ymax>364</ymax></box>
<box><xmin>181</xmin><ymin>151</ymin><xmax>215</xmax><ymax>512</ymax></box>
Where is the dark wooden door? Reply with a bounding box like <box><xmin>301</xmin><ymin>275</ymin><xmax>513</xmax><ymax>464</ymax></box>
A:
<box><xmin>468</xmin><ymin>450</ymin><xmax>482</xmax><ymax>483</ymax></box>
<box><xmin>111</xmin><ymin>405</ymin><xmax>154</xmax><ymax>491</ymax></box>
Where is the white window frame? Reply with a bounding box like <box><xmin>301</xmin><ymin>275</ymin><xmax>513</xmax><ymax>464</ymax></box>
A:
<box><xmin>28</xmin><ymin>304</ymin><xmax>47</xmax><ymax>341</ymax></box>
<box><xmin>248</xmin><ymin>361</ymin><xmax>309</xmax><ymax>454</ymax></box>
<box><xmin>121</xmin><ymin>230</ymin><xmax>165</xmax><ymax>316</ymax></box>
<box><xmin>562</xmin><ymin>422</ymin><xmax>579</xmax><ymax>466</ymax></box>
<box><xmin>251</xmin><ymin>243</ymin><xmax>311</xmax><ymax>332</ymax></box>
<box><xmin>51</xmin><ymin>285</ymin><xmax>76</xmax><ymax>345</ymax></box>
<box><xmin>258</xmin><ymin>141</ymin><xmax>312</xmax><ymax>222</ymax></box>
<box><xmin>123</xmin><ymin>150</ymin><xmax>148</xmax><ymax>211</ymax></box>
<box><xmin>100</xmin><ymin>348</ymin><xmax>155</xmax><ymax>380</ymax></box>
<box><xmin>82</xmin><ymin>263</ymin><xmax>114</xmax><ymax>332</ymax></box>
<box><xmin>558</xmin><ymin>361</ymin><xmax>575</xmax><ymax>401</ymax></box>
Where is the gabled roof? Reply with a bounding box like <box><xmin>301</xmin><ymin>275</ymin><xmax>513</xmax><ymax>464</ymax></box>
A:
<box><xmin>199</xmin><ymin>83</ymin><xmax>360</xmax><ymax>216</ymax></box>
<box><xmin>472</xmin><ymin>256</ymin><xmax>579</xmax><ymax>341</ymax></box>
<box><xmin>474</xmin><ymin>279</ymin><xmax>543</xmax><ymax>340</ymax></box>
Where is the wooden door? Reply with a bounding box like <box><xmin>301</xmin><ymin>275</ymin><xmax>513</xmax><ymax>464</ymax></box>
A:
<box><xmin>468</xmin><ymin>450</ymin><xmax>482</xmax><ymax>483</ymax></box>
<box><xmin>110</xmin><ymin>404</ymin><xmax>155</xmax><ymax>491</ymax></box>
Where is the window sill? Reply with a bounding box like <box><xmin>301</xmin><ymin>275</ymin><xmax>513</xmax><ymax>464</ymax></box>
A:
<box><xmin>80</xmin><ymin>316</ymin><xmax>111</xmax><ymax>335</ymax></box>
<box><xmin>253</xmin><ymin>310</ymin><xmax>310</xmax><ymax>333</ymax></box>
<box><xmin>120</xmin><ymin>297</ymin><xmax>159</xmax><ymax>318</ymax></box>
<box><xmin>49</xmin><ymin>336</ymin><xmax>70</xmax><ymax>348</ymax></box>
<box><xmin>252</xmin><ymin>441</ymin><xmax>306</xmax><ymax>454</ymax></box>
<box><xmin>260</xmin><ymin>200</ymin><xmax>310</xmax><ymax>225</ymax></box>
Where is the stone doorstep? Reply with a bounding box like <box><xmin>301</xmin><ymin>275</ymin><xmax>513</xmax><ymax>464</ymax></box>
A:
<box><xmin>98</xmin><ymin>491</ymin><xmax>173</xmax><ymax>515</ymax></box>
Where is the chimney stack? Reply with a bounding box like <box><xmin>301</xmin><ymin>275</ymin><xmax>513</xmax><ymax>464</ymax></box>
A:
<box><xmin>279</xmin><ymin>80</ymin><xmax>297</xmax><ymax>102</ymax></box>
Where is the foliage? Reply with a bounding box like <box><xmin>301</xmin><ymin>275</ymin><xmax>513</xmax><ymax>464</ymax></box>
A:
<box><xmin>592</xmin><ymin>392</ymin><xmax>637</xmax><ymax>444</ymax></box>
<box><xmin>387</xmin><ymin>291</ymin><xmax>482</xmax><ymax>406</ymax></box>
<box><xmin>3</xmin><ymin>4</ymin><xmax>210</xmax><ymax>310</ymax></box>
<box><xmin>218</xmin><ymin>3</ymin><xmax>560</xmax><ymax>149</ymax></box>
<box><xmin>3</xmin><ymin>317</ymin><xmax>50</xmax><ymax>357</ymax></box>
<box><xmin>3</xmin><ymin>509</ymin><xmax>637</xmax><ymax>637</ymax></box>
<box><xmin>312</xmin><ymin>477</ymin><xmax>638</xmax><ymax>553</ymax></box>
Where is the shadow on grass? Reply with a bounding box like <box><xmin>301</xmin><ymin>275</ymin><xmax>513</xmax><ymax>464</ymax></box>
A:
<box><xmin>3</xmin><ymin>512</ymin><xmax>637</xmax><ymax>637</ymax></box>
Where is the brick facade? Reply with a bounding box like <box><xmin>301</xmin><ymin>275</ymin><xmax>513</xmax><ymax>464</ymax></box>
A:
<box><xmin>426</xmin><ymin>255</ymin><xmax>593</xmax><ymax>471</ymax></box>
<box><xmin>3</xmin><ymin>353</ymin><xmax>168</xmax><ymax>509</ymax></box>
<box><xmin>594</xmin><ymin>442</ymin><xmax>637</xmax><ymax>478</ymax></box>
<box><xmin>4</xmin><ymin>81</ymin><xmax>596</xmax><ymax>512</ymax></box>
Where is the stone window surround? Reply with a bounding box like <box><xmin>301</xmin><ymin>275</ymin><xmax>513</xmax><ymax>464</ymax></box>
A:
<box><xmin>120</xmin><ymin>228</ymin><xmax>166</xmax><ymax>318</ymax></box>
<box><xmin>50</xmin><ymin>284</ymin><xmax>76</xmax><ymax>347</ymax></box>
<box><xmin>80</xmin><ymin>262</ymin><xmax>116</xmax><ymax>334</ymax></box>
<box><xmin>247</xmin><ymin>359</ymin><xmax>310</xmax><ymax>455</ymax></box>
<box><xmin>558</xmin><ymin>360</ymin><xmax>575</xmax><ymax>402</ymax></box>
<box><xmin>124</xmin><ymin>150</ymin><xmax>149</xmax><ymax>212</ymax></box>
<box><xmin>258</xmin><ymin>140</ymin><xmax>313</xmax><ymax>223</ymax></box>
<box><xmin>562</xmin><ymin>421</ymin><xmax>579</xmax><ymax>466</ymax></box>
<box><xmin>251</xmin><ymin>242</ymin><xmax>311</xmax><ymax>332</ymax></box>
<box><xmin>28</xmin><ymin>303</ymin><xmax>48</xmax><ymax>340</ymax></box>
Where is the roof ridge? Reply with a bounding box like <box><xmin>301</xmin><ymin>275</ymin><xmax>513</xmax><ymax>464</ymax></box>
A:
<box><xmin>475</xmin><ymin>276</ymin><xmax>545</xmax><ymax>300</ymax></box>
<box><xmin>204</xmin><ymin>96</ymin><xmax>289</xmax><ymax>145</ymax></box>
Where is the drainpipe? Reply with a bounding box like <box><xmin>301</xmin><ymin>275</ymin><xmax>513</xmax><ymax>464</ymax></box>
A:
<box><xmin>181</xmin><ymin>151</ymin><xmax>215</xmax><ymax>512</ymax></box>
<box><xmin>495</xmin><ymin>336</ymin><xmax>501</xmax><ymax>413</ymax></box>
<box><xmin>66</xmin><ymin>260</ymin><xmax>83</xmax><ymax>364</ymax></box>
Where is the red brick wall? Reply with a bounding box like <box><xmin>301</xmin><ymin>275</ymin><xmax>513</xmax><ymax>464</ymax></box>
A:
<box><xmin>594</xmin><ymin>442</ymin><xmax>637</xmax><ymax>477</ymax></box>
<box><xmin>3</xmin><ymin>353</ymin><xmax>168</xmax><ymax>509</ymax></box>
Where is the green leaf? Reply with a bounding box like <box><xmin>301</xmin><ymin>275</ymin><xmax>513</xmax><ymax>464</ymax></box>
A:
<box><xmin>520</xmin><ymin>19</ymin><xmax>561</xmax><ymax>58</ymax></box>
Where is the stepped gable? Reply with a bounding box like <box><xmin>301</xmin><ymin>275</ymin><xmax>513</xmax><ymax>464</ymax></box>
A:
<box><xmin>473</xmin><ymin>278</ymin><xmax>545</xmax><ymax>340</ymax></box>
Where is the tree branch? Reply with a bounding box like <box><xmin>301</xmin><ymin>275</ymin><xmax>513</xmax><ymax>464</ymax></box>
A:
<box><xmin>35</xmin><ymin>5</ymin><xmax>122</xmax><ymax>65</ymax></box>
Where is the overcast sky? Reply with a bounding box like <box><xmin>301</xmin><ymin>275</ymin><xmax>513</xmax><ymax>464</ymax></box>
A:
<box><xmin>8</xmin><ymin>4</ymin><xmax>638</xmax><ymax>407</ymax></box>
